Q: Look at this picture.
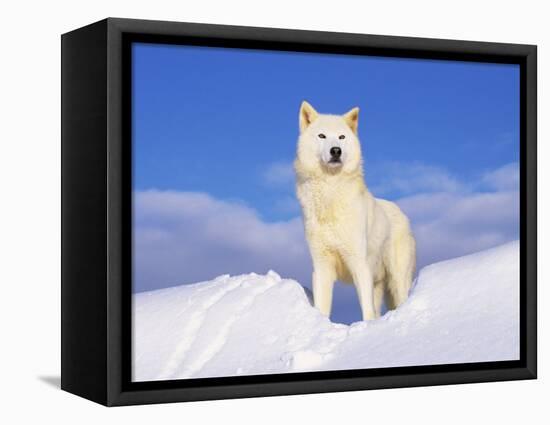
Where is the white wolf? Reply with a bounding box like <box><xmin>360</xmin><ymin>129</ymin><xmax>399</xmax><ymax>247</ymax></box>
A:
<box><xmin>294</xmin><ymin>101</ymin><xmax>416</xmax><ymax>321</ymax></box>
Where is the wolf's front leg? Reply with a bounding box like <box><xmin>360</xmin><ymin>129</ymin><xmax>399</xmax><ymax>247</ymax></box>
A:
<box><xmin>312</xmin><ymin>261</ymin><xmax>336</xmax><ymax>317</ymax></box>
<box><xmin>349</xmin><ymin>260</ymin><xmax>376</xmax><ymax>320</ymax></box>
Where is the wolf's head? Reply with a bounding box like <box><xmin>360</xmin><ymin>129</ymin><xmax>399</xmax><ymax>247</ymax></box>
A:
<box><xmin>295</xmin><ymin>101</ymin><xmax>362</xmax><ymax>177</ymax></box>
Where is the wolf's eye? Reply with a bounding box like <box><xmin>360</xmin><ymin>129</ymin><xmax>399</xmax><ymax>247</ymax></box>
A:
<box><xmin>339</xmin><ymin>135</ymin><xmax>346</xmax><ymax>140</ymax></box>
<box><xmin>318</xmin><ymin>133</ymin><xmax>326</xmax><ymax>139</ymax></box>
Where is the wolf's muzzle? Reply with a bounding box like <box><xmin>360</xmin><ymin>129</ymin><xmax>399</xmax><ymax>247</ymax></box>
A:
<box><xmin>329</xmin><ymin>147</ymin><xmax>342</xmax><ymax>162</ymax></box>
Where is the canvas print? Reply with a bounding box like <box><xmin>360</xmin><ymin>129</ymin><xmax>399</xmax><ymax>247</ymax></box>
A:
<box><xmin>131</xmin><ymin>43</ymin><xmax>520</xmax><ymax>382</ymax></box>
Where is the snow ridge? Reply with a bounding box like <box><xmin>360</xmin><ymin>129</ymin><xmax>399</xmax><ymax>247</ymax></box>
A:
<box><xmin>133</xmin><ymin>241</ymin><xmax>519</xmax><ymax>381</ymax></box>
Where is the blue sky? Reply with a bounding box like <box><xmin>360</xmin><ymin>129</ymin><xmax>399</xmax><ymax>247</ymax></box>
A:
<box><xmin>132</xmin><ymin>42</ymin><xmax>519</xmax><ymax>324</ymax></box>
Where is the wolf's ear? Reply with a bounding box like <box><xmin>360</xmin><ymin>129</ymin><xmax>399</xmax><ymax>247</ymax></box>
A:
<box><xmin>343</xmin><ymin>107</ymin><xmax>360</xmax><ymax>134</ymax></box>
<box><xmin>299</xmin><ymin>101</ymin><xmax>319</xmax><ymax>132</ymax></box>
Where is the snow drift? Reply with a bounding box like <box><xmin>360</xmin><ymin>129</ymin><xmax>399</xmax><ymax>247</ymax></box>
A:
<box><xmin>133</xmin><ymin>241</ymin><xmax>519</xmax><ymax>381</ymax></box>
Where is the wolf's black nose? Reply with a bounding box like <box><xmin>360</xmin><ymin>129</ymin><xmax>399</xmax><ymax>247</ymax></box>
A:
<box><xmin>330</xmin><ymin>147</ymin><xmax>342</xmax><ymax>158</ymax></box>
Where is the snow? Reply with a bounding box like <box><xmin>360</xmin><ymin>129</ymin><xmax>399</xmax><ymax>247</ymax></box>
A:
<box><xmin>133</xmin><ymin>241</ymin><xmax>519</xmax><ymax>381</ymax></box>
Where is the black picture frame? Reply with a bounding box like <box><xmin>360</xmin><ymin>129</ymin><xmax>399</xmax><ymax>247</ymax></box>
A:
<box><xmin>61</xmin><ymin>17</ymin><xmax>537</xmax><ymax>406</ymax></box>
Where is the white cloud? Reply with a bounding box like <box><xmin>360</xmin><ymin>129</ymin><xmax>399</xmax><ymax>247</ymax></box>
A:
<box><xmin>262</xmin><ymin>161</ymin><xmax>295</xmax><ymax>185</ymax></box>
<box><xmin>133</xmin><ymin>190</ymin><xmax>310</xmax><ymax>292</ymax></box>
<box><xmin>367</xmin><ymin>161</ymin><xmax>465</xmax><ymax>196</ymax></box>
<box><xmin>481</xmin><ymin>162</ymin><xmax>519</xmax><ymax>191</ymax></box>
<box><xmin>397</xmin><ymin>189</ymin><xmax>519</xmax><ymax>268</ymax></box>
<box><xmin>391</xmin><ymin>161</ymin><xmax>520</xmax><ymax>269</ymax></box>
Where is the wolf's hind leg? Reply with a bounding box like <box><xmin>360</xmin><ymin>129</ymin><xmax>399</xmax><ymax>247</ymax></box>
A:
<box><xmin>385</xmin><ymin>232</ymin><xmax>416</xmax><ymax>310</ymax></box>
<box><xmin>373</xmin><ymin>281</ymin><xmax>385</xmax><ymax>318</ymax></box>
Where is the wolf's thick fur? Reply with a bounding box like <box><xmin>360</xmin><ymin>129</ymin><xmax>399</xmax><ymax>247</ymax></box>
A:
<box><xmin>294</xmin><ymin>101</ymin><xmax>416</xmax><ymax>321</ymax></box>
